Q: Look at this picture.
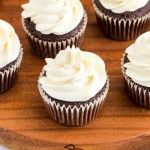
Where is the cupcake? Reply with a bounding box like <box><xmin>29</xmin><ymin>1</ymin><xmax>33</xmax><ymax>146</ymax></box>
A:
<box><xmin>0</xmin><ymin>20</ymin><xmax>23</xmax><ymax>93</ymax></box>
<box><xmin>38</xmin><ymin>46</ymin><xmax>109</xmax><ymax>126</ymax></box>
<box><xmin>92</xmin><ymin>0</ymin><xmax>150</xmax><ymax>41</ymax></box>
<box><xmin>21</xmin><ymin>0</ymin><xmax>87</xmax><ymax>58</ymax></box>
<box><xmin>122</xmin><ymin>32</ymin><xmax>150</xmax><ymax>109</ymax></box>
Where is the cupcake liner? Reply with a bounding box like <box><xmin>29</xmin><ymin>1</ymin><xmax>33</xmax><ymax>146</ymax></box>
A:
<box><xmin>0</xmin><ymin>47</ymin><xmax>23</xmax><ymax>93</ymax></box>
<box><xmin>22</xmin><ymin>12</ymin><xmax>88</xmax><ymax>59</ymax></box>
<box><xmin>121</xmin><ymin>55</ymin><xmax>150</xmax><ymax>109</ymax></box>
<box><xmin>38</xmin><ymin>71</ymin><xmax>109</xmax><ymax>126</ymax></box>
<box><xmin>92</xmin><ymin>1</ymin><xmax>150</xmax><ymax>41</ymax></box>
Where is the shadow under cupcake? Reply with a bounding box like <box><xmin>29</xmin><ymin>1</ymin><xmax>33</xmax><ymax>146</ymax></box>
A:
<box><xmin>38</xmin><ymin>46</ymin><xmax>109</xmax><ymax>126</ymax></box>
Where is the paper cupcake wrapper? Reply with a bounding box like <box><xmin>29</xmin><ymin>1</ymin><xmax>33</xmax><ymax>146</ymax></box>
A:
<box><xmin>22</xmin><ymin>12</ymin><xmax>87</xmax><ymax>59</ymax></box>
<box><xmin>121</xmin><ymin>55</ymin><xmax>150</xmax><ymax>109</ymax></box>
<box><xmin>38</xmin><ymin>71</ymin><xmax>109</xmax><ymax>126</ymax></box>
<box><xmin>0</xmin><ymin>47</ymin><xmax>23</xmax><ymax>93</ymax></box>
<box><xmin>92</xmin><ymin>1</ymin><xmax>150</xmax><ymax>41</ymax></box>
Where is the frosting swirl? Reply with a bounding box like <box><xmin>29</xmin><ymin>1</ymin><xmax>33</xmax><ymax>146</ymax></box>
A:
<box><xmin>100</xmin><ymin>0</ymin><xmax>149</xmax><ymax>13</ymax></box>
<box><xmin>0</xmin><ymin>20</ymin><xmax>20</xmax><ymax>69</ymax></box>
<box><xmin>21</xmin><ymin>0</ymin><xmax>84</xmax><ymax>35</ymax></box>
<box><xmin>39</xmin><ymin>46</ymin><xmax>107</xmax><ymax>102</ymax></box>
<box><xmin>124</xmin><ymin>31</ymin><xmax>150</xmax><ymax>87</ymax></box>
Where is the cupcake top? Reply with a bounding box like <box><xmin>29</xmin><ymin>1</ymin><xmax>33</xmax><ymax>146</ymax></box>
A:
<box><xmin>0</xmin><ymin>20</ymin><xmax>20</xmax><ymax>69</ymax></box>
<box><xmin>124</xmin><ymin>32</ymin><xmax>150</xmax><ymax>87</ymax></box>
<box><xmin>99</xmin><ymin>0</ymin><xmax>149</xmax><ymax>13</ymax></box>
<box><xmin>21</xmin><ymin>0</ymin><xmax>84</xmax><ymax>35</ymax></box>
<box><xmin>39</xmin><ymin>46</ymin><xmax>107</xmax><ymax>102</ymax></box>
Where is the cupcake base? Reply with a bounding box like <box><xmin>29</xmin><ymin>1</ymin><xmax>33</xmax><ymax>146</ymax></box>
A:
<box><xmin>121</xmin><ymin>55</ymin><xmax>150</xmax><ymax>109</ymax></box>
<box><xmin>22</xmin><ymin>12</ymin><xmax>87</xmax><ymax>59</ymax></box>
<box><xmin>38</xmin><ymin>71</ymin><xmax>109</xmax><ymax>126</ymax></box>
<box><xmin>93</xmin><ymin>0</ymin><xmax>150</xmax><ymax>41</ymax></box>
<box><xmin>0</xmin><ymin>48</ymin><xmax>23</xmax><ymax>94</ymax></box>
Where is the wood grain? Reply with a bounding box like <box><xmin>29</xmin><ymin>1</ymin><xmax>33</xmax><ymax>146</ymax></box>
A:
<box><xmin>0</xmin><ymin>0</ymin><xmax>150</xmax><ymax>149</ymax></box>
<box><xmin>0</xmin><ymin>127</ymin><xmax>150</xmax><ymax>150</ymax></box>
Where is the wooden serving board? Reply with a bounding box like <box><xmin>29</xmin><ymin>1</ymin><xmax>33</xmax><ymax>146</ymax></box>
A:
<box><xmin>0</xmin><ymin>0</ymin><xmax>150</xmax><ymax>149</ymax></box>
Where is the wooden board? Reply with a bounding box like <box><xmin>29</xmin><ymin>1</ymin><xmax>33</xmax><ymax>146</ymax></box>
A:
<box><xmin>0</xmin><ymin>0</ymin><xmax>150</xmax><ymax>149</ymax></box>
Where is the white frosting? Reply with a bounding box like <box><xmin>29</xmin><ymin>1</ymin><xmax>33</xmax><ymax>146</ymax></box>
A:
<box><xmin>0</xmin><ymin>20</ymin><xmax>20</xmax><ymax>68</ymax></box>
<box><xmin>21</xmin><ymin>0</ymin><xmax>84</xmax><ymax>35</ymax></box>
<box><xmin>99</xmin><ymin>0</ymin><xmax>149</xmax><ymax>13</ymax></box>
<box><xmin>124</xmin><ymin>31</ymin><xmax>150</xmax><ymax>87</ymax></box>
<box><xmin>39</xmin><ymin>46</ymin><xmax>107</xmax><ymax>102</ymax></box>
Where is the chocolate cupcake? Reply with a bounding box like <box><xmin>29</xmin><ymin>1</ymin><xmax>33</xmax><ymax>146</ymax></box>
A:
<box><xmin>0</xmin><ymin>20</ymin><xmax>23</xmax><ymax>93</ymax></box>
<box><xmin>122</xmin><ymin>32</ymin><xmax>150</xmax><ymax>109</ymax></box>
<box><xmin>92</xmin><ymin>0</ymin><xmax>150</xmax><ymax>40</ymax></box>
<box><xmin>21</xmin><ymin>0</ymin><xmax>87</xmax><ymax>58</ymax></box>
<box><xmin>38</xmin><ymin>46</ymin><xmax>109</xmax><ymax>126</ymax></box>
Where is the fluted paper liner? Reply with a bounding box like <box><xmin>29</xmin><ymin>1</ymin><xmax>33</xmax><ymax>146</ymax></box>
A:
<box><xmin>121</xmin><ymin>55</ymin><xmax>150</xmax><ymax>109</ymax></box>
<box><xmin>92</xmin><ymin>1</ymin><xmax>150</xmax><ymax>41</ymax></box>
<box><xmin>0</xmin><ymin>47</ymin><xmax>23</xmax><ymax>93</ymax></box>
<box><xmin>38</xmin><ymin>71</ymin><xmax>109</xmax><ymax>126</ymax></box>
<box><xmin>22</xmin><ymin>12</ymin><xmax>87</xmax><ymax>58</ymax></box>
